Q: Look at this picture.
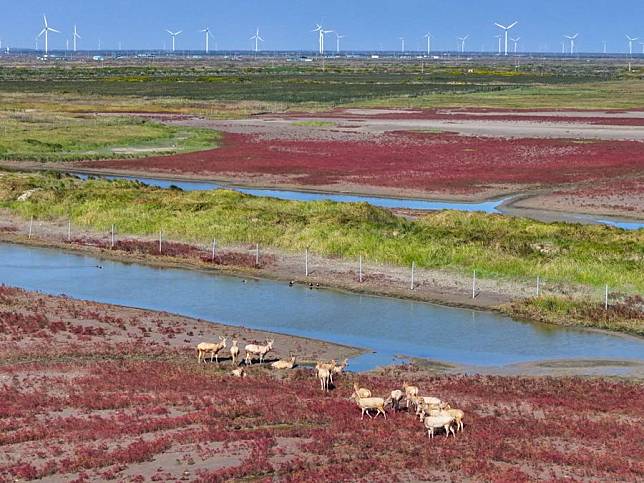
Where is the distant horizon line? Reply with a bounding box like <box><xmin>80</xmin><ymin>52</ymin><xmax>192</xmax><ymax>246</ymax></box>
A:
<box><xmin>3</xmin><ymin>49</ymin><xmax>644</xmax><ymax>57</ymax></box>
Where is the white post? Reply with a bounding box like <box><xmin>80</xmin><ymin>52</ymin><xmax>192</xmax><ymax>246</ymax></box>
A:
<box><xmin>159</xmin><ymin>230</ymin><xmax>162</xmax><ymax>254</ymax></box>
<box><xmin>256</xmin><ymin>244</ymin><xmax>259</xmax><ymax>266</ymax></box>
<box><xmin>359</xmin><ymin>255</ymin><xmax>363</xmax><ymax>283</ymax></box>
<box><xmin>411</xmin><ymin>262</ymin><xmax>415</xmax><ymax>290</ymax></box>
<box><xmin>536</xmin><ymin>276</ymin><xmax>540</xmax><ymax>297</ymax></box>
<box><xmin>111</xmin><ymin>224</ymin><xmax>115</xmax><ymax>249</ymax></box>
<box><xmin>28</xmin><ymin>216</ymin><xmax>33</xmax><ymax>239</ymax></box>
<box><xmin>67</xmin><ymin>220</ymin><xmax>71</xmax><ymax>242</ymax></box>
<box><xmin>211</xmin><ymin>239</ymin><xmax>216</xmax><ymax>262</ymax></box>
<box><xmin>605</xmin><ymin>284</ymin><xmax>608</xmax><ymax>310</ymax></box>
<box><xmin>472</xmin><ymin>270</ymin><xmax>476</xmax><ymax>299</ymax></box>
<box><xmin>305</xmin><ymin>249</ymin><xmax>309</xmax><ymax>277</ymax></box>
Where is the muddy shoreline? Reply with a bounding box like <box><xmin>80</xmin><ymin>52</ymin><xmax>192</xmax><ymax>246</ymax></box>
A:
<box><xmin>3</xmin><ymin>285</ymin><xmax>642</xmax><ymax>378</ymax></box>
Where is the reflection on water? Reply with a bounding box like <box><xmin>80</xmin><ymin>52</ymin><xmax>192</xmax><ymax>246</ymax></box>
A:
<box><xmin>1</xmin><ymin>242</ymin><xmax>642</xmax><ymax>372</ymax></box>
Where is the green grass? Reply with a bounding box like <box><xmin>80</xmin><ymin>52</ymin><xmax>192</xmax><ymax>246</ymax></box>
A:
<box><xmin>0</xmin><ymin>113</ymin><xmax>220</xmax><ymax>162</ymax></box>
<box><xmin>503</xmin><ymin>295</ymin><xmax>644</xmax><ymax>336</ymax></box>
<box><xmin>349</xmin><ymin>80</ymin><xmax>644</xmax><ymax>110</ymax></box>
<box><xmin>0</xmin><ymin>63</ymin><xmax>638</xmax><ymax>108</ymax></box>
<box><xmin>1</xmin><ymin>173</ymin><xmax>642</xmax><ymax>294</ymax></box>
<box><xmin>292</xmin><ymin>120</ymin><xmax>336</xmax><ymax>127</ymax></box>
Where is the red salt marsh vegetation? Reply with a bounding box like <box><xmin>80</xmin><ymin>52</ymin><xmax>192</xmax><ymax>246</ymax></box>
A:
<box><xmin>67</xmin><ymin>236</ymin><xmax>271</xmax><ymax>269</ymax></box>
<box><xmin>1</xmin><ymin>286</ymin><xmax>643</xmax><ymax>482</ymax></box>
<box><xmin>90</xmin><ymin>131</ymin><xmax>644</xmax><ymax>195</ymax></box>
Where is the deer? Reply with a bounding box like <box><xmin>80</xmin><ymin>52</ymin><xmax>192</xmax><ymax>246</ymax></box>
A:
<box><xmin>229</xmin><ymin>339</ymin><xmax>240</xmax><ymax>366</ymax></box>
<box><xmin>244</xmin><ymin>339</ymin><xmax>274</xmax><ymax>365</ymax></box>
<box><xmin>197</xmin><ymin>336</ymin><xmax>227</xmax><ymax>364</ymax></box>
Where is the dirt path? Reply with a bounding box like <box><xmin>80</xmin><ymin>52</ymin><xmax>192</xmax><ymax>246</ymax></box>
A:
<box><xmin>171</xmin><ymin>113</ymin><xmax>644</xmax><ymax>141</ymax></box>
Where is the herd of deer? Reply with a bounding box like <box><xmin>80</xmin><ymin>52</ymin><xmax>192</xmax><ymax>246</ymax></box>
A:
<box><xmin>349</xmin><ymin>381</ymin><xmax>465</xmax><ymax>439</ymax></box>
<box><xmin>197</xmin><ymin>337</ymin><xmax>464</xmax><ymax>438</ymax></box>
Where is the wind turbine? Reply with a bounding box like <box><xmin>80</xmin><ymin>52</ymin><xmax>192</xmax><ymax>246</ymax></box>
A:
<box><xmin>200</xmin><ymin>27</ymin><xmax>214</xmax><ymax>53</ymax></box>
<box><xmin>312</xmin><ymin>24</ymin><xmax>332</xmax><ymax>55</ymax></box>
<box><xmin>423</xmin><ymin>32</ymin><xmax>432</xmax><ymax>55</ymax></box>
<box><xmin>510</xmin><ymin>37</ymin><xmax>520</xmax><ymax>54</ymax></box>
<box><xmin>640</xmin><ymin>42</ymin><xmax>644</xmax><ymax>54</ymax></box>
<box><xmin>603</xmin><ymin>41</ymin><xmax>607</xmax><ymax>54</ymax></box>
<box><xmin>494</xmin><ymin>34</ymin><xmax>502</xmax><ymax>55</ymax></box>
<box><xmin>165</xmin><ymin>30</ymin><xmax>183</xmax><ymax>52</ymax></box>
<box><xmin>73</xmin><ymin>25</ymin><xmax>81</xmax><ymax>52</ymax></box>
<box><xmin>335</xmin><ymin>32</ymin><xmax>345</xmax><ymax>53</ymax></box>
<box><xmin>494</xmin><ymin>21</ymin><xmax>517</xmax><ymax>56</ymax></box>
<box><xmin>457</xmin><ymin>35</ymin><xmax>469</xmax><ymax>53</ymax></box>
<box><xmin>37</xmin><ymin>15</ymin><xmax>60</xmax><ymax>55</ymax></box>
<box><xmin>399</xmin><ymin>37</ymin><xmax>405</xmax><ymax>53</ymax></box>
<box><xmin>625</xmin><ymin>35</ymin><xmax>639</xmax><ymax>55</ymax></box>
<box><xmin>250</xmin><ymin>28</ymin><xmax>264</xmax><ymax>53</ymax></box>
<box><xmin>564</xmin><ymin>33</ymin><xmax>578</xmax><ymax>55</ymax></box>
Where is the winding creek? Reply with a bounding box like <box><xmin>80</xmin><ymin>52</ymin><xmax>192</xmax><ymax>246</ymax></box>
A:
<box><xmin>72</xmin><ymin>173</ymin><xmax>644</xmax><ymax>230</ymax></box>
<box><xmin>2</xmin><ymin>242</ymin><xmax>642</xmax><ymax>372</ymax></box>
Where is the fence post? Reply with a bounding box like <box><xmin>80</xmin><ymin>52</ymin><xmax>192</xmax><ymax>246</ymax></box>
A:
<box><xmin>536</xmin><ymin>276</ymin><xmax>540</xmax><ymax>297</ymax></box>
<box><xmin>605</xmin><ymin>284</ymin><xmax>608</xmax><ymax>310</ymax></box>
<box><xmin>211</xmin><ymin>239</ymin><xmax>216</xmax><ymax>262</ymax></box>
<box><xmin>28</xmin><ymin>216</ymin><xmax>33</xmax><ymax>239</ymax></box>
<box><xmin>305</xmin><ymin>249</ymin><xmax>309</xmax><ymax>277</ymax></box>
<box><xmin>359</xmin><ymin>255</ymin><xmax>363</xmax><ymax>283</ymax></box>
<box><xmin>255</xmin><ymin>244</ymin><xmax>260</xmax><ymax>267</ymax></box>
<box><xmin>472</xmin><ymin>270</ymin><xmax>476</xmax><ymax>299</ymax></box>
<box><xmin>411</xmin><ymin>262</ymin><xmax>415</xmax><ymax>290</ymax></box>
<box><xmin>111</xmin><ymin>224</ymin><xmax>115</xmax><ymax>249</ymax></box>
<box><xmin>67</xmin><ymin>220</ymin><xmax>72</xmax><ymax>242</ymax></box>
<box><xmin>159</xmin><ymin>230</ymin><xmax>162</xmax><ymax>254</ymax></box>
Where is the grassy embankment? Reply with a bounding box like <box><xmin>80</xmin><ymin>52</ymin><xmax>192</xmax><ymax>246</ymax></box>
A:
<box><xmin>0</xmin><ymin>111</ymin><xmax>219</xmax><ymax>162</ymax></box>
<box><xmin>1</xmin><ymin>172</ymin><xmax>642</xmax><ymax>335</ymax></box>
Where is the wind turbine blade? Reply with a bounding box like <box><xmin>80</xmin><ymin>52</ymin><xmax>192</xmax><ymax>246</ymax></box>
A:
<box><xmin>49</xmin><ymin>28</ymin><xmax>60</xmax><ymax>34</ymax></box>
<box><xmin>38</xmin><ymin>29</ymin><xmax>46</xmax><ymax>38</ymax></box>
<box><xmin>176</xmin><ymin>31</ymin><xmax>183</xmax><ymax>35</ymax></box>
<box><xmin>258</xmin><ymin>36</ymin><xmax>264</xmax><ymax>42</ymax></box>
<box><xmin>43</xmin><ymin>15</ymin><xmax>48</xmax><ymax>27</ymax></box>
<box><xmin>508</xmin><ymin>21</ymin><xmax>518</xmax><ymax>29</ymax></box>
<box><xmin>494</xmin><ymin>23</ymin><xmax>505</xmax><ymax>29</ymax></box>
<box><xmin>166</xmin><ymin>30</ymin><xmax>173</xmax><ymax>35</ymax></box>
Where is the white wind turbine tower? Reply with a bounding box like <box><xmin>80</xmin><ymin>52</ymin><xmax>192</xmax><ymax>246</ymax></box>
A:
<box><xmin>399</xmin><ymin>37</ymin><xmax>405</xmax><ymax>53</ymax></box>
<box><xmin>494</xmin><ymin>34</ymin><xmax>502</xmax><ymax>55</ymax></box>
<box><xmin>335</xmin><ymin>32</ymin><xmax>345</xmax><ymax>53</ymax></box>
<box><xmin>625</xmin><ymin>35</ymin><xmax>639</xmax><ymax>55</ymax></box>
<box><xmin>640</xmin><ymin>42</ymin><xmax>644</xmax><ymax>54</ymax></box>
<box><xmin>564</xmin><ymin>33</ymin><xmax>578</xmax><ymax>55</ymax></box>
<box><xmin>165</xmin><ymin>30</ymin><xmax>183</xmax><ymax>52</ymax></box>
<box><xmin>250</xmin><ymin>28</ymin><xmax>264</xmax><ymax>53</ymax></box>
<box><xmin>200</xmin><ymin>27</ymin><xmax>214</xmax><ymax>54</ymax></box>
<box><xmin>424</xmin><ymin>32</ymin><xmax>432</xmax><ymax>55</ymax></box>
<box><xmin>73</xmin><ymin>25</ymin><xmax>81</xmax><ymax>52</ymax></box>
<box><xmin>37</xmin><ymin>15</ymin><xmax>60</xmax><ymax>55</ymax></box>
<box><xmin>511</xmin><ymin>37</ymin><xmax>520</xmax><ymax>53</ymax></box>
<box><xmin>457</xmin><ymin>35</ymin><xmax>469</xmax><ymax>53</ymax></box>
<box><xmin>312</xmin><ymin>24</ymin><xmax>332</xmax><ymax>55</ymax></box>
<box><xmin>494</xmin><ymin>21</ymin><xmax>517</xmax><ymax>56</ymax></box>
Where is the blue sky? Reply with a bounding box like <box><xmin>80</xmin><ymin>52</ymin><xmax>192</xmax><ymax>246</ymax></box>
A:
<box><xmin>1</xmin><ymin>0</ymin><xmax>643</xmax><ymax>53</ymax></box>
